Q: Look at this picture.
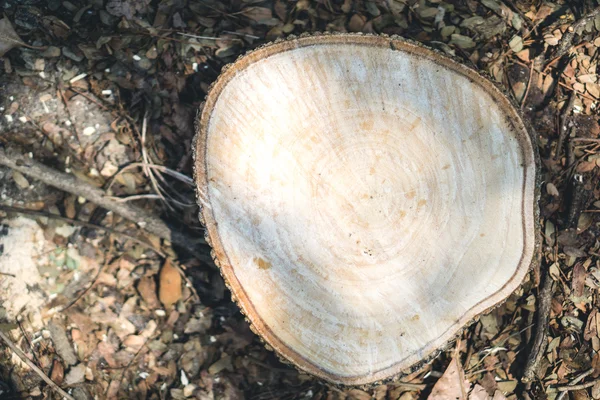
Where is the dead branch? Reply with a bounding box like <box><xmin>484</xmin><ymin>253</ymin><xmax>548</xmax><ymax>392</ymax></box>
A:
<box><xmin>557</xmin><ymin>378</ymin><xmax>600</xmax><ymax>391</ymax></box>
<box><xmin>556</xmin><ymin>368</ymin><xmax>595</xmax><ymax>400</ymax></box>
<box><xmin>0</xmin><ymin>204</ymin><xmax>165</xmax><ymax>257</ymax></box>
<box><xmin>522</xmin><ymin>269</ymin><xmax>555</xmax><ymax>383</ymax></box>
<box><xmin>0</xmin><ymin>147</ymin><xmax>207</xmax><ymax>258</ymax></box>
<box><xmin>552</xmin><ymin>7</ymin><xmax>600</xmax><ymax>61</ymax></box>
<box><xmin>555</xmin><ymin>93</ymin><xmax>575</xmax><ymax>160</ymax></box>
<box><xmin>0</xmin><ymin>330</ymin><xmax>76</xmax><ymax>400</ymax></box>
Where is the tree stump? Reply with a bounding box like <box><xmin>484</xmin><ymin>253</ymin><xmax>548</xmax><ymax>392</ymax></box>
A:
<box><xmin>194</xmin><ymin>34</ymin><xmax>539</xmax><ymax>385</ymax></box>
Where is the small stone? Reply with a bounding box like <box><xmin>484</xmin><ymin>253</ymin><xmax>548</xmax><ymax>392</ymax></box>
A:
<box><xmin>11</xmin><ymin>171</ymin><xmax>29</xmax><ymax>189</ymax></box>
<box><xmin>82</xmin><ymin>126</ymin><xmax>96</xmax><ymax>136</ymax></box>
<box><xmin>34</xmin><ymin>59</ymin><xmax>45</xmax><ymax>71</ymax></box>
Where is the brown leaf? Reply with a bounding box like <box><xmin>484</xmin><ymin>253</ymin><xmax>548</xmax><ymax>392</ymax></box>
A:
<box><xmin>469</xmin><ymin>384</ymin><xmax>489</xmax><ymax>400</ymax></box>
<box><xmin>572</xmin><ymin>262</ymin><xmax>587</xmax><ymax>298</ymax></box>
<box><xmin>50</xmin><ymin>359</ymin><xmax>64</xmax><ymax>385</ymax></box>
<box><xmin>137</xmin><ymin>276</ymin><xmax>161</xmax><ymax>309</ymax></box>
<box><xmin>348</xmin><ymin>14</ymin><xmax>367</xmax><ymax>32</ymax></box>
<box><xmin>159</xmin><ymin>259</ymin><xmax>182</xmax><ymax>309</ymax></box>
<box><xmin>584</xmin><ymin>309</ymin><xmax>600</xmax><ymax>341</ymax></box>
<box><xmin>0</xmin><ymin>18</ymin><xmax>24</xmax><ymax>57</ymax></box>
<box><xmin>347</xmin><ymin>389</ymin><xmax>371</xmax><ymax>400</ymax></box>
<box><xmin>428</xmin><ymin>356</ymin><xmax>469</xmax><ymax>400</ymax></box>
<box><xmin>242</xmin><ymin>7</ymin><xmax>273</xmax><ymax>23</ymax></box>
<box><xmin>492</xmin><ymin>391</ymin><xmax>508</xmax><ymax>400</ymax></box>
<box><xmin>123</xmin><ymin>335</ymin><xmax>146</xmax><ymax>353</ymax></box>
<box><xmin>274</xmin><ymin>0</ymin><xmax>287</xmax><ymax>21</ymax></box>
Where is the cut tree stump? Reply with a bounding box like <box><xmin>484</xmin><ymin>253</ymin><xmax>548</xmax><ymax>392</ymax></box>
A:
<box><xmin>194</xmin><ymin>34</ymin><xmax>539</xmax><ymax>386</ymax></box>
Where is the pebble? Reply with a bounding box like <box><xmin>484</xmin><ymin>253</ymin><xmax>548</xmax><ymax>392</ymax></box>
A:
<box><xmin>82</xmin><ymin>126</ymin><xmax>96</xmax><ymax>136</ymax></box>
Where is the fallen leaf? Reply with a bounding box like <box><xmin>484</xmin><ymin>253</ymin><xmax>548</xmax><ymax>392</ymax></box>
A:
<box><xmin>572</xmin><ymin>262</ymin><xmax>586</xmax><ymax>298</ymax></box>
<box><xmin>137</xmin><ymin>276</ymin><xmax>161</xmax><ymax>309</ymax></box>
<box><xmin>492</xmin><ymin>390</ymin><xmax>508</xmax><ymax>400</ymax></box>
<box><xmin>469</xmin><ymin>384</ymin><xmax>489</xmax><ymax>400</ymax></box>
<box><xmin>428</xmin><ymin>356</ymin><xmax>469</xmax><ymax>399</ymax></box>
<box><xmin>159</xmin><ymin>259</ymin><xmax>182</xmax><ymax>309</ymax></box>
<box><xmin>0</xmin><ymin>18</ymin><xmax>25</xmax><ymax>57</ymax></box>
<box><xmin>509</xmin><ymin>36</ymin><xmax>524</xmax><ymax>53</ymax></box>
<box><xmin>50</xmin><ymin>359</ymin><xmax>64</xmax><ymax>385</ymax></box>
<box><xmin>123</xmin><ymin>335</ymin><xmax>146</xmax><ymax>353</ymax></box>
<box><xmin>242</xmin><ymin>7</ymin><xmax>274</xmax><ymax>24</ymax></box>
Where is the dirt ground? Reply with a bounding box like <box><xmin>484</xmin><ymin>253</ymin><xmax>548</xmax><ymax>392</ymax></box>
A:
<box><xmin>1</xmin><ymin>0</ymin><xmax>600</xmax><ymax>399</ymax></box>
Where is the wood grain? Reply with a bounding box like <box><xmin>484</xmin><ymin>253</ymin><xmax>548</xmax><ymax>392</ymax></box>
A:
<box><xmin>194</xmin><ymin>34</ymin><xmax>538</xmax><ymax>385</ymax></box>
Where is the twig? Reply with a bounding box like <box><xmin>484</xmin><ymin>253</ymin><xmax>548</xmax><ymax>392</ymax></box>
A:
<box><xmin>0</xmin><ymin>148</ymin><xmax>206</xmax><ymax>257</ymax></box>
<box><xmin>556</xmin><ymin>368</ymin><xmax>595</xmax><ymax>399</ymax></box>
<box><xmin>0</xmin><ymin>272</ymin><xmax>16</xmax><ymax>277</ymax></box>
<box><xmin>521</xmin><ymin>62</ymin><xmax>535</xmax><ymax>110</ymax></box>
<box><xmin>557</xmin><ymin>378</ymin><xmax>600</xmax><ymax>391</ymax></box>
<box><xmin>555</xmin><ymin>93</ymin><xmax>575</xmax><ymax>160</ymax></box>
<box><xmin>0</xmin><ymin>330</ymin><xmax>76</xmax><ymax>400</ymax></box>
<box><xmin>572</xmin><ymin>138</ymin><xmax>600</xmax><ymax>142</ymax></box>
<box><xmin>0</xmin><ymin>204</ymin><xmax>165</xmax><ymax>257</ymax></box>
<box><xmin>551</xmin><ymin>6</ymin><xmax>600</xmax><ymax>63</ymax></box>
<box><xmin>177</xmin><ymin>32</ymin><xmax>241</xmax><ymax>41</ymax></box>
<box><xmin>522</xmin><ymin>269</ymin><xmax>555</xmax><ymax>383</ymax></box>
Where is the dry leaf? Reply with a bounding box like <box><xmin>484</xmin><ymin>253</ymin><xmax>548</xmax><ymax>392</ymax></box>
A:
<box><xmin>492</xmin><ymin>390</ymin><xmax>508</xmax><ymax>400</ymax></box>
<box><xmin>137</xmin><ymin>276</ymin><xmax>161</xmax><ymax>309</ymax></box>
<box><xmin>159</xmin><ymin>259</ymin><xmax>182</xmax><ymax>309</ymax></box>
<box><xmin>242</xmin><ymin>7</ymin><xmax>274</xmax><ymax>23</ymax></box>
<box><xmin>0</xmin><ymin>18</ymin><xmax>24</xmax><ymax>57</ymax></box>
<box><xmin>428</xmin><ymin>356</ymin><xmax>469</xmax><ymax>400</ymax></box>
<box><xmin>572</xmin><ymin>262</ymin><xmax>586</xmax><ymax>298</ymax></box>
<box><xmin>50</xmin><ymin>359</ymin><xmax>64</xmax><ymax>385</ymax></box>
<box><xmin>469</xmin><ymin>384</ymin><xmax>489</xmax><ymax>400</ymax></box>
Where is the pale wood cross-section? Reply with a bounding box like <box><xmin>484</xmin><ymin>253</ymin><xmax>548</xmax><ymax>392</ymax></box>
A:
<box><xmin>195</xmin><ymin>34</ymin><xmax>538</xmax><ymax>386</ymax></box>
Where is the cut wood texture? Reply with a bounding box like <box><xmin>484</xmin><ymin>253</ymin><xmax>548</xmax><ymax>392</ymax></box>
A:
<box><xmin>194</xmin><ymin>34</ymin><xmax>538</xmax><ymax>385</ymax></box>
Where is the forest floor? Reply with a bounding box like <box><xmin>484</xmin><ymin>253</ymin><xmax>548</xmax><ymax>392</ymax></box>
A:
<box><xmin>1</xmin><ymin>0</ymin><xmax>600</xmax><ymax>399</ymax></box>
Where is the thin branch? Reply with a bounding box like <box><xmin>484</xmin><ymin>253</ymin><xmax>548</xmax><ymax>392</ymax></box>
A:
<box><xmin>0</xmin><ymin>204</ymin><xmax>165</xmax><ymax>257</ymax></box>
<box><xmin>0</xmin><ymin>148</ymin><xmax>206</xmax><ymax>257</ymax></box>
<box><xmin>0</xmin><ymin>330</ymin><xmax>75</xmax><ymax>400</ymax></box>
<box><xmin>555</xmin><ymin>93</ymin><xmax>575</xmax><ymax>160</ymax></box>
<box><xmin>521</xmin><ymin>62</ymin><xmax>535</xmax><ymax>110</ymax></box>
<box><xmin>551</xmin><ymin>7</ymin><xmax>600</xmax><ymax>63</ymax></box>
<box><xmin>556</xmin><ymin>368</ymin><xmax>595</xmax><ymax>399</ymax></box>
<box><xmin>557</xmin><ymin>378</ymin><xmax>600</xmax><ymax>391</ymax></box>
<box><xmin>522</xmin><ymin>269</ymin><xmax>554</xmax><ymax>383</ymax></box>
